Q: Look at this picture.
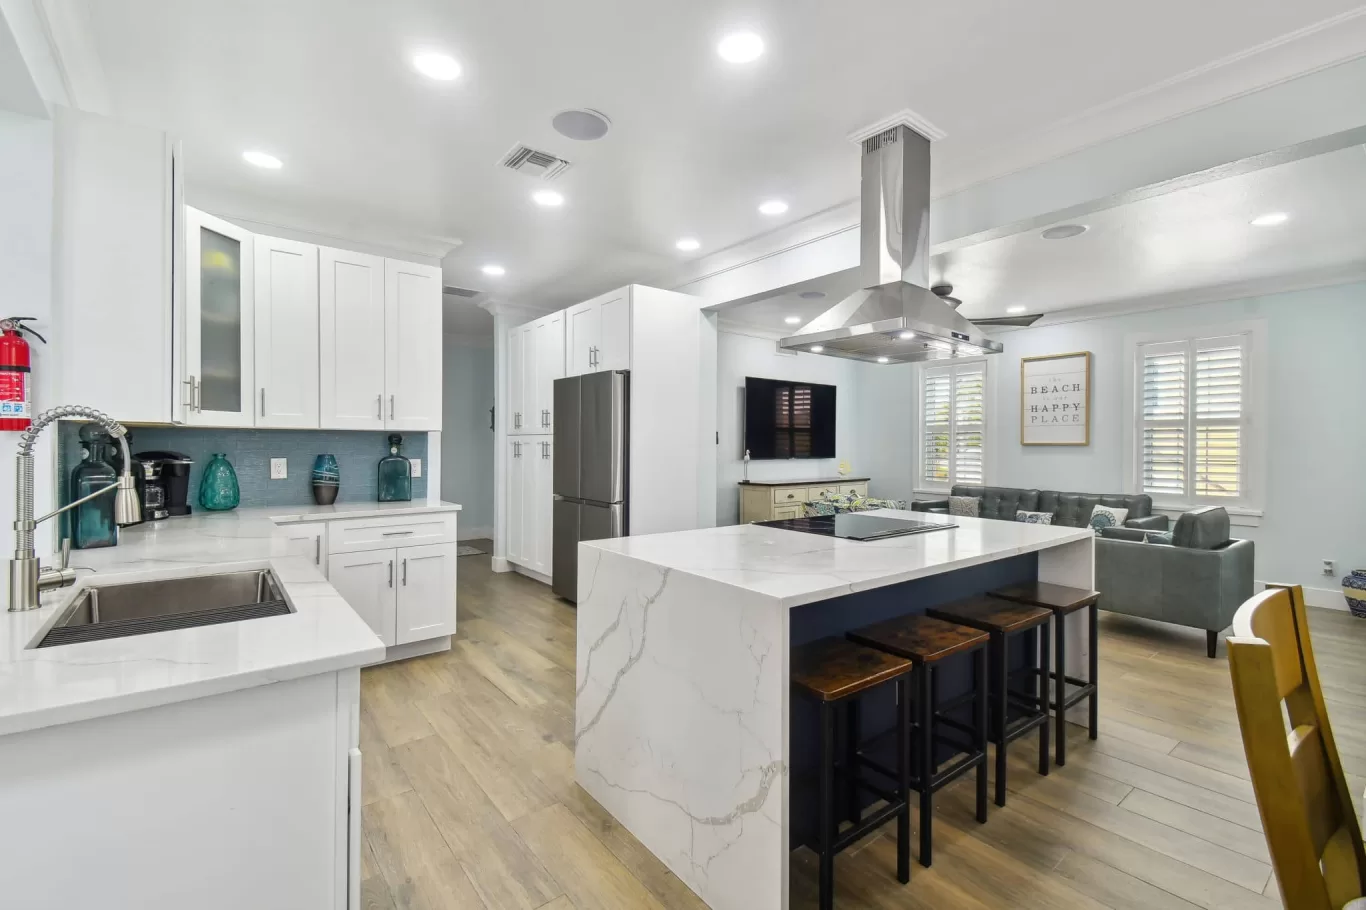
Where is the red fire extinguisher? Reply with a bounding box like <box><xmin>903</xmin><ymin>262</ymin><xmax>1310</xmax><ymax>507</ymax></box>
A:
<box><xmin>0</xmin><ymin>318</ymin><xmax>46</xmax><ymax>431</ymax></box>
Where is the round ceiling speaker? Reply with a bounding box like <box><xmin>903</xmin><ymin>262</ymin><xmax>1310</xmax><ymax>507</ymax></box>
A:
<box><xmin>798</xmin><ymin>290</ymin><xmax>827</xmax><ymax>300</ymax></box>
<box><xmin>1041</xmin><ymin>223</ymin><xmax>1088</xmax><ymax>240</ymax></box>
<box><xmin>552</xmin><ymin>109</ymin><xmax>612</xmax><ymax>141</ymax></box>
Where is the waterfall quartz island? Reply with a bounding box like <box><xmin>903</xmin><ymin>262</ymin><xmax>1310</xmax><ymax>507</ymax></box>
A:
<box><xmin>574</xmin><ymin>509</ymin><xmax>1095</xmax><ymax>910</ymax></box>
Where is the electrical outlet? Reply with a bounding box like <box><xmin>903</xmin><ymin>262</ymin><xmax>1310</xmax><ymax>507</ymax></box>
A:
<box><xmin>1323</xmin><ymin>558</ymin><xmax>1336</xmax><ymax>576</ymax></box>
<box><xmin>410</xmin><ymin>458</ymin><xmax>422</xmax><ymax>478</ymax></box>
<box><xmin>270</xmin><ymin>457</ymin><xmax>287</xmax><ymax>480</ymax></box>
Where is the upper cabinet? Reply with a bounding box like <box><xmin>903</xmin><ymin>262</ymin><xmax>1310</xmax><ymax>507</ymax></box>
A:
<box><xmin>319</xmin><ymin>247</ymin><xmax>385</xmax><ymax>430</ymax></box>
<box><xmin>383</xmin><ymin>259</ymin><xmax>443</xmax><ymax>432</ymax></box>
<box><xmin>254</xmin><ymin>237</ymin><xmax>320</xmax><ymax>428</ymax></box>
<box><xmin>508</xmin><ymin>311</ymin><xmax>565</xmax><ymax>435</ymax></box>
<box><xmin>55</xmin><ymin>107</ymin><xmax>182</xmax><ymax>424</ymax></box>
<box><xmin>183</xmin><ymin>207</ymin><xmax>254</xmax><ymax>426</ymax></box>
<box><xmin>506</xmin><ymin>322</ymin><xmax>529</xmax><ymax>434</ymax></box>
<box><xmin>565</xmin><ymin>289</ymin><xmax>629</xmax><ymax>376</ymax></box>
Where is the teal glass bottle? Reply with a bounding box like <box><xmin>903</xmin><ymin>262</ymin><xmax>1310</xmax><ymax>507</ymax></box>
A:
<box><xmin>377</xmin><ymin>434</ymin><xmax>412</xmax><ymax>502</ymax></box>
<box><xmin>72</xmin><ymin>425</ymin><xmax>118</xmax><ymax>549</ymax></box>
<box><xmin>199</xmin><ymin>453</ymin><xmax>240</xmax><ymax>511</ymax></box>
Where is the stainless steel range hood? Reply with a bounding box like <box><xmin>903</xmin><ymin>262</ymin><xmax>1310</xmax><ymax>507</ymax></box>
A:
<box><xmin>778</xmin><ymin>124</ymin><xmax>1003</xmax><ymax>364</ymax></box>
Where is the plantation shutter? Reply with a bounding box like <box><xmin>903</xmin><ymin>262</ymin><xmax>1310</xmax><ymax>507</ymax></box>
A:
<box><xmin>922</xmin><ymin>367</ymin><xmax>951</xmax><ymax>486</ymax></box>
<box><xmin>1193</xmin><ymin>337</ymin><xmax>1244</xmax><ymax>498</ymax></box>
<box><xmin>953</xmin><ymin>365</ymin><xmax>985</xmax><ymax>485</ymax></box>
<box><xmin>1139</xmin><ymin>342</ymin><xmax>1187</xmax><ymax>497</ymax></box>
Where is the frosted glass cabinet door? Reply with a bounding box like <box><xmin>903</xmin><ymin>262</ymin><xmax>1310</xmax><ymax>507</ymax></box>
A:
<box><xmin>184</xmin><ymin>207</ymin><xmax>255</xmax><ymax>426</ymax></box>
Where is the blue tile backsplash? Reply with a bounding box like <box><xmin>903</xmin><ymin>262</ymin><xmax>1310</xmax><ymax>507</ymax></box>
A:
<box><xmin>57</xmin><ymin>423</ymin><xmax>427</xmax><ymax>510</ymax></box>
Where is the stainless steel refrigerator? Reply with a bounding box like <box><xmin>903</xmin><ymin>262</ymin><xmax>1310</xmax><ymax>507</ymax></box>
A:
<box><xmin>552</xmin><ymin>371</ymin><xmax>629</xmax><ymax>602</ymax></box>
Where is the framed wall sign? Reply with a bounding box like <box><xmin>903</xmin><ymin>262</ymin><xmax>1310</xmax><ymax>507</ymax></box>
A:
<box><xmin>1021</xmin><ymin>351</ymin><xmax>1091</xmax><ymax>446</ymax></box>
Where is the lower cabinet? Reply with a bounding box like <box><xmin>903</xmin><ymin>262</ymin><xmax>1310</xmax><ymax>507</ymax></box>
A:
<box><xmin>276</xmin><ymin>523</ymin><xmax>327</xmax><ymax>575</ymax></box>
<box><xmin>507</xmin><ymin>436</ymin><xmax>552</xmax><ymax>576</ymax></box>
<box><xmin>328</xmin><ymin>543</ymin><xmax>456</xmax><ymax>648</ymax></box>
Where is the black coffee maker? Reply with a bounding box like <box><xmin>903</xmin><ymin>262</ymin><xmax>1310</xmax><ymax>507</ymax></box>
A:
<box><xmin>134</xmin><ymin>451</ymin><xmax>194</xmax><ymax>519</ymax></box>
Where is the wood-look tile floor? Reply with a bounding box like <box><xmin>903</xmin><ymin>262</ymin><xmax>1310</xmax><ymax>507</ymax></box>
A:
<box><xmin>359</xmin><ymin>544</ymin><xmax>1366</xmax><ymax>909</ymax></box>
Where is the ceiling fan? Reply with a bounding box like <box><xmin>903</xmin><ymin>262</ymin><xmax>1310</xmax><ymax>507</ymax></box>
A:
<box><xmin>931</xmin><ymin>284</ymin><xmax>1042</xmax><ymax>327</ymax></box>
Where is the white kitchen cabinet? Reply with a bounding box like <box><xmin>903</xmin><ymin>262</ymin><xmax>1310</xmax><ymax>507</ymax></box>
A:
<box><xmin>531</xmin><ymin>312</ymin><xmax>566</xmax><ymax>430</ymax></box>
<box><xmin>383</xmin><ymin>258</ymin><xmax>443</xmax><ymax>431</ymax></box>
<box><xmin>183</xmin><ymin>208</ymin><xmax>255</xmax><ymax>426</ymax></box>
<box><xmin>506</xmin><ymin>437</ymin><xmax>529</xmax><ymax>565</ymax></box>
<box><xmin>507</xmin><ymin>322</ymin><xmax>530</xmax><ymax>435</ymax></box>
<box><xmin>54</xmin><ymin>107</ymin><xmax>182</xmax><ymax>425</ymax></box>
<box><xmin>565</xmin><ymin>288</ymin><xmax>630</xmax><ymax>376</ymax></box>
<box><xmin>254</xmin><ymin>236</ymin><xmax>320</xmax><ymax>428</ymax></box>
<box><xmin>319</xmin><ymin>247</ymin><xmax>385</xmax><ymax>430</ymax></box>
<box><xmin>328</xmin><ymin>549</ymin><xmax>398</xmax><ymax>647</ymax></box>
<box><xmin>506</xmin><ymin>436</ymin><xmax>552</xmax><ymax>577</ymax></box>
<box><xmin>396</xmin><ymin>543</ymin><xmax>457</xmax><ymax>644</ymax></box>
<box><xmin>275</xmin><ymin>522</ymin><xmax>327</xmax><ymax>575</ymax></box>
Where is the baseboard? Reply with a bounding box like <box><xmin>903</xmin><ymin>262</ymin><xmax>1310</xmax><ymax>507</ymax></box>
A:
<box><xmin>368</xmin><ymin>635</ymin><xmax>452</xmax><ymax>666</ymax></box>
<box><xmin>511</xmin><ymin>563</ymin><xmax>553</xmax><ymax>587</ymax></box>
<box><xmin>491</xmin><ymin>556</ymin><xmax>511</xmax><ymax>573</ymax></box>
<box><xmin>457</xmin><ymin>526</ymin><xmax>493</xmax><ymax>541</ymax></box>
<box><xmin>1258</xmin><ymin>580</ymin><xmax>1345</xmax><ymax>611</ymax></box>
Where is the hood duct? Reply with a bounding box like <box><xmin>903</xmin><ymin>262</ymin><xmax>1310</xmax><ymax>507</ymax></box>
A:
<box><xmin>777</xmin><ymin>124</ymin><xmax>1003</xmax><ymax>364</ymax></box>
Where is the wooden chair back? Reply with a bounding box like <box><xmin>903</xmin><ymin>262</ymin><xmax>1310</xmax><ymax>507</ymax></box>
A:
<box><xmin>1227</xmin><ymin>584</ymin><xmax>1366</xmax><ymax>910</ymax></box>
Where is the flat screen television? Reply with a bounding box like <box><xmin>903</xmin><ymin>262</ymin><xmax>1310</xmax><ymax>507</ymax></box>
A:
<box><xmin>744</xmin><ymin>377</ymin><xmax>836</xmax><ymax>460</ymax></box>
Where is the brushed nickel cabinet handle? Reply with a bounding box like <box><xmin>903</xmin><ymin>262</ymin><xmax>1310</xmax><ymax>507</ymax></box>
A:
<box><xmin>314</xmin><ymin>537</ymin><xmax>320</xmax><ymax>565</ymax></box>
<box><xmin>388</xmin><ymin>560</ymin><xmax>393</xmax><ymax>588</ymax></box>
<box><xmin>402</xmin><ymin>558</ymin><xmax>408</xmax><ymax>586</ymax></box>
<box><xmin>377</xmin><ymin>394</ymin><xmax>382</xmax><ymax>420</ymax></box>
<box><xmin>389</xmin><ymin>394</ymin><xmax>395</xmax><ymax>420</ymax></box>
<box><xmin>260</xmin><ymin>388</ymin><xmax>266</xmax><ymax>416</ymax></box>
<box><xmin>381</xmin><ymin>530</ymin><xmax>414</xmax><ymax>537</ymax></box>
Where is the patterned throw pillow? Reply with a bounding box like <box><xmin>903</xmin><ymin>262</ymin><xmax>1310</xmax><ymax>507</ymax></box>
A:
<box><xmin>1015</xmin><ymin>510</ymin><xmax>1054</xmax><ymax>525</ymax></box>
<box><xmin>803</xmin><ymin>495</ymin><xmax>907</xmax><ymax>517</ymax></box>
<box><xmin>1143</xmin><ymin>530</ymin><xmax>1174</xmax><ymax>545</ymax></box>
<box><xmin>1089</xmin><ymin>505</ymin><xmax>1129</xmax><ymax>534</ymax></box>
<box><xmin>949</xmin><ymin>496</ymin><xmax>981</xmax><ymax>517</ymax></box>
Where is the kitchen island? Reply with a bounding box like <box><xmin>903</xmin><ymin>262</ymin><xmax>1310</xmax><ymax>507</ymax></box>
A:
<box><xmin>574</xmin><ymin>510</ymin><xmax>1094</xmax><ymax>910</ymax></box>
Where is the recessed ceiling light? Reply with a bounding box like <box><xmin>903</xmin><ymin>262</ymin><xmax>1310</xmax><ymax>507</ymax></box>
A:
<box><xmin>784</xmin><ymin>316</ymin><xmax>801</xmax><ymax>325</ymax></box>
<box><xmin>1041</xmin><ymin>224</ymin><xmax>1087</xmax><ymax>240</ymax></box>
<box><xmin>1250</xmin><ymin>212</ymin><xmax>1288</xmax><ymax>227</ymax></box>
<box><xmin>717</xmin><ymin>31</ymin><xmax>764</xmax><ymax>64</ymax></box>
<box><xmin>798</xmin><ymin>290</ymin><xmax>826</xmax><ymax>300</ymax></box>
<box><xmin>898</xmin><ymin>330</ymin><xmax>915</xmax><ymax>340</ymax></box>
<box><xmin>809</xmin><ymin>345</ymin><xmax>824</xmax><ymax>353</ymax></box>
<box><xmin>1007</xmin><ymin>305</ymin><xmax>1027</xmax><ymax>314</ymax></box>
<box><xmin>876</xmin><ymin>356</ymin><xmax>890</xmax><ymax>364</ymax></box>
<box><xmin>532</xmin><ymin>189</ymin><xmax>565</xmax><ymax>207</ymax></box>
<box><xmin>413</xmin><ymin>52</ymin><xmax>461</xmax><ymax>81</ymax></box>
<box><xmin>758</xmin><ymin>199</ymin><xmax>788</xmax><ymax>216</ymax></box>
<box><xmin>675</xmin><ymin>238</ymin><xmax>701</xmax><ymax>251</ymax></box>
<box><xmin>242</xmin><ymin>150</ymin><xmax>282</xmax><ymax>169</ymax></box>
<box><xmin>481</xmin><ymin>264</ymin><xmax>505</xmax><ymax>277</ymax></box>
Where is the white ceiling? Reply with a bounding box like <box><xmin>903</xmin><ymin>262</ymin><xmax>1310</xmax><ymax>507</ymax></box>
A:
<box><xmin>720</xmin><ymin>142</ymin><xmax>1366</xmax><ymax>332</ymax></box>
<box><xmin>79</xmin><ymin>0</ymin><xmax>1365</xmax><ymax>316</ymax></box>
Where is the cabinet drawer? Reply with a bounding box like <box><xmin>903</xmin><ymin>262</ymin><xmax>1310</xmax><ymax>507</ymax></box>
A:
<box><xmin>808</xmin><ymin>486</ymin><xmax>841</xmax><ymax>501</ymax></box>
<box><xmin>327</xmin><ymin>513</ymin><xmax>458</xmax><ymax>554</ymax></box>
<box><xmin>772</xmin><ymin>487</ymin><xmax>808</xmax><ymax>505</ymax></box>
<box><xmin>840</xmin><ymin>484</ymin><xmax>868</xmax><ymax>497</ymax></box>
<box><xmin>772</xmin><ymin>504</ymin><xmax>804</xmax><ymax>521</ymax></box>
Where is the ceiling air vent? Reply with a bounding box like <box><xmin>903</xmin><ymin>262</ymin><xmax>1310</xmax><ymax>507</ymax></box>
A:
<box><xmin>442</xmin><ymin>285</ymin><xmax>480</xmax><ymax>298</ymax></box>
<box><xmin>499</xmin><ymin>144</ymin><xmax>571</xmax><ymax>180</ymax></box>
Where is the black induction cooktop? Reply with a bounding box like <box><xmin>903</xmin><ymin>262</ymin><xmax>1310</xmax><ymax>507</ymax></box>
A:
<box><xmin>757</xmin><ymin>513</ymin><xmax>957</xmax><ymax>541</ymax></box>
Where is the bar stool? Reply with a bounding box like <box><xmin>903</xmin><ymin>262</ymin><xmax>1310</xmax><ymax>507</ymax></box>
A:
<box><xmin>791</xmin><ymin>637</ymin><xmax>914</xmax><ymax>910</ymax></box>
<box><xmin>988</xmin><ymin>581</ymin><xmax>1101</xmax><ymax>766</ymax></box>
<box><xmin>846</xmin><ymin>615</ymin><xmax>990</xmax><ymax>868</ymax></box>
<box><xmin>927</xmin><ymin>596</ymin><xmax>1052</xmax><ymax>807</ymax></box>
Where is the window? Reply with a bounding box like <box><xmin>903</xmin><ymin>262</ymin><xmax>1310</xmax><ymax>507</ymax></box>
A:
<box><xmin>1136</xmin><ymin>334</ymin><xmax>1247</xmax><ymax>503</ymax></box>
<box><xmin>921</xmin><ymin>362</ymin><xmax>986</xmax><ymax>489</ymax></box>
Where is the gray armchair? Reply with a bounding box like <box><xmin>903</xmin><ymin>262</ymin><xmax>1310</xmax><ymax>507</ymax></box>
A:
<box><xmin>1096</xmin><ymin>507</ymin><xmax>1254</xmax><ymax>657</ymax></box>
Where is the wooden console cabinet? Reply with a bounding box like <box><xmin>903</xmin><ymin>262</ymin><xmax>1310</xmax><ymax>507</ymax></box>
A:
<box><xmin>738</xmin><ymin>478</ymin><xmax>870</xmax><ymax>523</ymax></box>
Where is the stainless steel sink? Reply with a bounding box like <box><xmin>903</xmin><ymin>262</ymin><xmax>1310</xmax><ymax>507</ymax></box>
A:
<box><xmin>35</xmin><ymin>569</ymin><xmax>292</xmax><ymax>648</ymax></box>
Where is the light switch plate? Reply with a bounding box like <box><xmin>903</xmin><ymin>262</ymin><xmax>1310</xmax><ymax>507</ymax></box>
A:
<box><xmin>270</xmin><ymin>457</ymin><xmax>287</xmax><ymax>480</ymax></box>
<box><xmin>411</xmin><ymin>458</ymin><xmax>422</xmax><ymax>478</ymax></box>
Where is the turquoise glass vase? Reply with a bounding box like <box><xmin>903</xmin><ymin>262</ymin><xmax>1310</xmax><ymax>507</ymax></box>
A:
<box><xmin>377</xmin><ymin>434</ymin><xmax>412</xmax><ymax>502</ymax></box>
<box><xmin>312</xmin><ymin>454</ymin><xmax>340</xmax><ymax>505</ymax></box>
<box><xmin>199</xmin><ymin>453</ymin><xmax>240</xmax><ymax>511</ymax></box>
<box><xmin>71</xmin><ymin>425</ymin><xmax>118</xmax><ymax>549</ymax></box>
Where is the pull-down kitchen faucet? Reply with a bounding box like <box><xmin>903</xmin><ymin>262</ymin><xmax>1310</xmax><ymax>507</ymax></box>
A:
<box><xmin>8</xmin><ymin>405</ymin><xmax>142</xmax><ymax>612</ymax></box>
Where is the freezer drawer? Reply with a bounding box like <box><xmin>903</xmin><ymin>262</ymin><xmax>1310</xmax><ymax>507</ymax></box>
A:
<box><xmin>552</xmin><ymin>498</ymin><xmax>579</xmax><ymax>601</ymax></box>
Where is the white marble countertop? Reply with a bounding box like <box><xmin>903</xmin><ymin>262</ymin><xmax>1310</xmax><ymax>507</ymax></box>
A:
<box><xmin>0</xmin><ymin>500</ymin><xmax>461</xmax><ymax>737</ymax></box>
<box><xmin>581</xmin><ymin>509</ymin><xmax>1094</xmax><ymax>609</ymax></box>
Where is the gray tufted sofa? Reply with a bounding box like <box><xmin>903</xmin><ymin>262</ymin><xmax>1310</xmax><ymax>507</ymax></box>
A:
<box><xmin>1096</xmin><ymin>507</ymin><xmax>1254</xmax><ymax>657</ymax></box>
<box><xmin>911</xmin><ymin>485</ymin><xmax>1169</xmax><ymax>531</ymax></box>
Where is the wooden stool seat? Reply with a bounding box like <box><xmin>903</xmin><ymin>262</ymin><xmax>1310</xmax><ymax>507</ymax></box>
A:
<box><xmin>988</xmin><ymin>581</ymin><xmax>1102</xmax><ymax>766</ymax></box>
<box><xmin>846</xmin><ymin>614</ymin><xmax>989</xmax><ymax>663</ymax></box>
<box><xmin>928</xmin><ymin>596</ymin><xmax>1053</xmax><ymax>808</ymax></box>
<box><xmin>792</xmin><ymin>638</ymin><xmax>913</xmax><ymax>701</ymax></box>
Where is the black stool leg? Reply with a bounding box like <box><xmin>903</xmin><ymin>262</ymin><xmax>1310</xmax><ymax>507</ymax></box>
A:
<box><xmin>1038</xmin><ymin>618</ymin><xmax>1051</xmax><ymax>776</ymax></box>
<box><xmin>896</xmin><ymin>676</ymin><xmax>910</xmax><ymax>884</ymax></box>
<box><xmin>993</xmin><ymin>632</ymin><xmax>1008</xmax><ymax>807</ymax></box>
<box><xmin>918</xmin><ymin>664</ymin><xmax>934</xmax><ymax>868</ymax></box>
<box><xmin>845</xmin><ymin>699</ymin><xmax>861</xmax><ymax>823</ymax></box>
<box><xmin>819</xmin><ymin>700</ymin><xmax>835</xmax><ymax>910</ymax></box>
<box><xmin>1088</xmin><ymin>603</ymin><xmax>1100</xmax><ymax>740</ymax></box>
<box><xmin>1055</xmin><ymin>609</ymin><xmax>1067</xmax><ymax>767</ymax></box>
<box><xmin>973</xmin><ymin>647</ymin><xmax>988</xmax><ymax>823</ymax></box>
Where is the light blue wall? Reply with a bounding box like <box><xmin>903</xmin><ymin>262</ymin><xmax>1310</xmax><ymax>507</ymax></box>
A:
<box><xmin>441</xmin><ymin>337</ymin><xmax>494</xmax><ymax>535</ymax></box>
<box><xmin>987</xmin><ymin>281</ymin><xmax>1366</xmax><ymax>598</ymax></box>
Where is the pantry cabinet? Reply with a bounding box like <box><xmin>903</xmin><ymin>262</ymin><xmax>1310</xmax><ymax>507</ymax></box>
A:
<box><xmin>505</xmin><ymin>436</ymin><xmax>552</xmax><ymax>577</ymax></box>
<box><xmin>183</xmin><ymin>207</ymin><xmax>255</xmax><ymax>426</ymax></box>
<box><xmin>383</xmin><ymin>259</ymin><xmax>443</xmax><ymax>431</ymax></box>
<box><xmin>565</xmin><ymin>288</ymin><xmax>629</xmax><ymax>376</ymax></box>
<box><xmin>508</xmin><ymin>311</ymin><xmax>565</xmax><ymax>435</ymax></box>
<box><xmin>507</xmin><ymin>322</ymin><xmax>529</xmax><ymax>434</ymax></box>
<box><xmin>254</xmin><ymin>236</ymin><xmax>320</xmax><ymax>428</ymax></box>
<box><xmin>319</xmin><ymin>247</ymin><xmax>386</xmax><ymax>430</ymax></box>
